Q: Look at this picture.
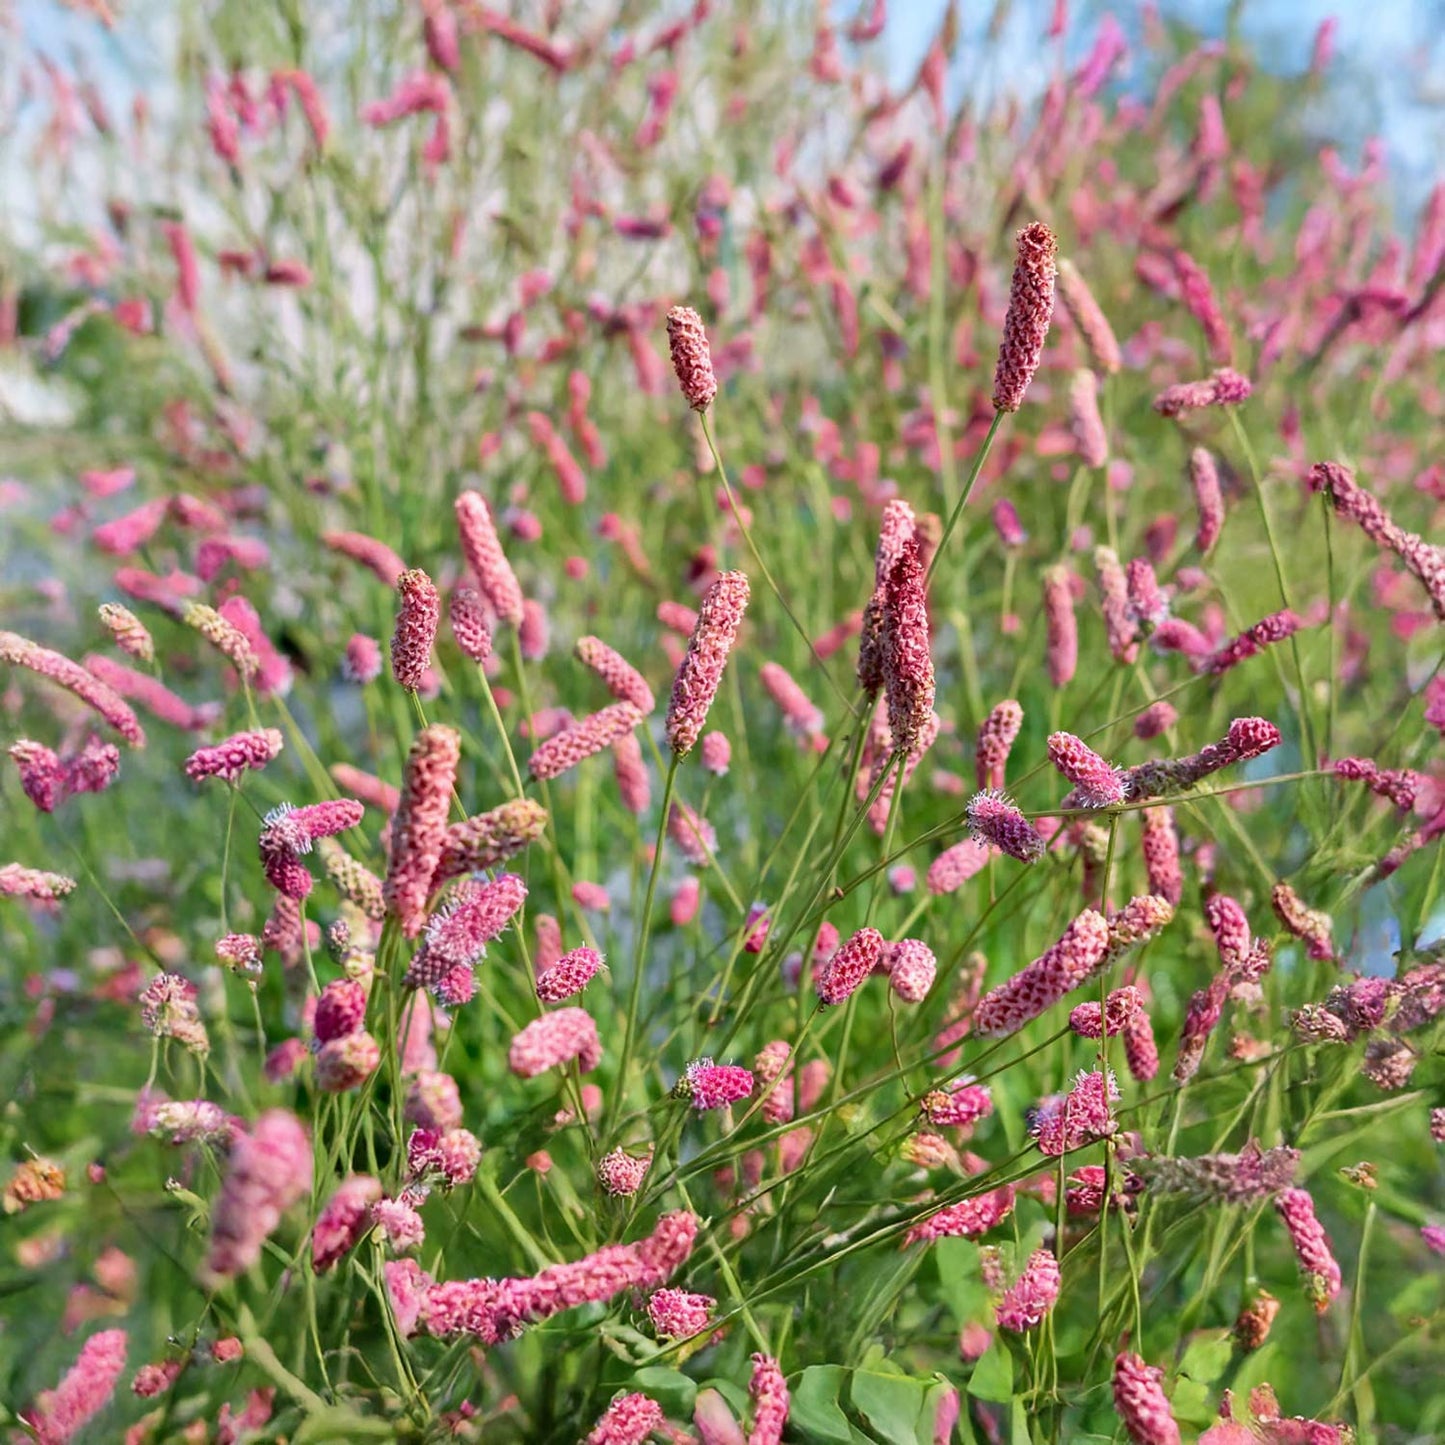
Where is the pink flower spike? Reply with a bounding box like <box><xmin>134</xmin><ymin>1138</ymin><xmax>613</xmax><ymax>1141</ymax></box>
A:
<box><xmin>747</xmin><ymin>1353</ymin><xmax>790</xmax><ymax>1445</ymax></box>
<box><xmin>881</xmin><ymin>536</ymin><xmax>935</xmax><ymax>754</ymax></box>
<box><xmin>648</xmin><ymin>1288</ymin><xmax>715</xmax><ymax>1339</ymax></box>
<box><xmin>666</xmin><ymin>305</ymin><xmax>717</xmax><ymax>412</ymax></box>
<box><xmin>815</xmin><ymin>926</ymin><xmax>885</xmax><ymax>1005</ymax></box>
<box><xmin>1032</xmin><ymin>1069</ymin><xmax>1120</xmax><ymax>1155</ymax></box>
<box><xmin>995</xmin><ymin>1249</ymin><xmax>1061</xmax><ymax>1332</ymax></box>
<box><xmin>965</xmin><ymin>791</ymin><xmax>1046</xmax><ymax>863</ymax></box>
<box><xmin>528</xmin><ymin>702</ymin><xmax>642</xmax><ymax>782</ymax></box>
<box><xmin>455</xmin><ymin>491</ymin><xmax>525</xmax><ymax>627</ymax></box>
<box><xmin>576</xmin><ymin>635</ymin><xmax>655</xmax><ymax>713</ymax></box>
<box><xmin>992</xmin><ymin>222</ymin><xmax>1058</xmax><ymax>412</ymax></box>
<box><xmin>887</xmin><ymin>939</ymin><xmax>937</xmax><ymax>1002</ymax></box>
<box><xmin>509</xmin><ymin>1008</ymin><xmax>602</xmax><ymax>1077</ymax></box>
<box><xmin>23</xmin><ymin>1328</ymin><xmax>128</xmax><ymax>1445</ymax></box>
<box><xmin>536</xmin><ymin>946</ymin><xmax>603</xmax><ymax>1002</ymax></box>
<box><xmin>392</xmin><ymin>569</ymin><xmax>440</xmax><ymax>691</ymax></box>
<box><xmin>586</xmin><ymin>1392</ymin><xmax>665</xmax><ymax>1445</ymax></box>
<box><xmin>682</xmin><ymin>1060</ymin><xmax>754</xmax><ymax>1111</ymax></box>
<box><xmin>384</xmin><ymin>725</ymin><xmax>461</xmax><ymax>938</ymax></box>
<box><xmin>666</xmin><ymin>571</ymin><xmax>750</xmax><ymax>756</ymax></box>
<box><xmin>975</xmin><ymin>699</ymin><xmax>1024</xmax><ymax>790</ymax></box>
<box><xmin>1048</xmin><ymin>732</ymin><xmax>1125</xmax><ymax>807</ymax></box>
<box><xmin>1275</xmin><ymin>1187</ymin><xmax>1342</xmax><ymax>1312</ymax></box>
<box><xmin>1152</xmin><ymin>366</ymin><xmax>1252</xmax><ymax>418</ymax></box>
<box><xmin>1113</xmin><ymin>1353</ymin><xmax>1181</xmax><ymax>1445</ymax></box>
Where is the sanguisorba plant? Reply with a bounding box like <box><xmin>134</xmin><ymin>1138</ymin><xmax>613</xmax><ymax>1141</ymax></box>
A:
<box><xmin>2</xmin><ymin>1</ymin><xmax>1444</xmax><ymax>1440</ymax></box>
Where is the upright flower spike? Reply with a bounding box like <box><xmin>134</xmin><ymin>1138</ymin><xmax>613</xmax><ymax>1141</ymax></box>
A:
<box><xmin>975</xmin><ymin>699</ymin><xmax>1023</xmax><ymax>790</ymax></box>
<box><xmin>666</xmin><ymin>305</ymin><xmax>718</xmax><ymax>412</ymax></box>
<box><xmin>22</xmin><ymin>1328</ymin><xmax>128</xmax><ymax>1445</ymax></box>
<box><xmin>1113</xmin><ymin>1353</ymin><xmax>1181</xmax><ymax>1445</ymax></box>
<box><xmin>992</xmin><ymin>222</ymin><xmax>1058</xmax><ymax>412</ymax></box>
<box><xmin>1068</xmin><ymin>368</ymin><xmax>1108</xmax><ymax>467</ymax></box>
<box><xmin>666</xmin><ymin>570</ymin><xmax>750</xmax><ymax>756</ymax></box>
<box><xmin>1275</xmin><ymin>1187</ymin><xmax>1343</xmax><ymax>1312</ymax></box>
<box><xmin>880</xmin><ymin>536</ymin><xmax>934</xmax><ymax>754</ymax></box>
<box><xmin>1189</xmin><ymin>447</ymin><xmax>1224</xmax><ymax>553</ymax></box>
<box><xmin>392</xmin><ymin>568</ymin><xmax>440</xmax><ymax>690</ymax></box>
<box><xmin>995</xmin><ymin>1248</ymin><xmax>1062</xmax><ymax>1332</ymax></box>
<box><xmin>815</xmin><ymin>926</ymin><xmax>885</xmax><ymax>1005</ymax></box>
<box><xmin>455</xmin><ymin>490</ymin><xmax>525</xmax><ymax>627</ymax></box>
<box><xmin>384</xmin><ymin>725</ymin><xmax>461</xmax><ymax>937</ymax></box>
<box><xmin>1055</xmin><ymin>256</ymin><xmax>1121</xmax><ymax>374</ymax></box>
<box><xmin>858</xmin><ymin>498</ymin><xmax>917</xmax><ymax>697</ymax></box>
<box><xmin>448</xmin><ymin>585</ymin><xmax>493</xmax><ymax>663</ymax></box>
<box><xmin>1042</xmin><ymin>566</ymin><xmax>1078</xmax><ymax>687</ymax></box>
<box><xmin>1095</xmin><ymin>547</ymin><xmax>1139</xmax><ymax>663</ymax></box>
<box><xmin>576</xmin><ymin>635</ymin><xmax>655</xmax><ymax>713</ymax></box>
<box><xmin>747</xmin><ymin>1353</ymin><xmax>790</xmax><ymax>1445</ymax></box>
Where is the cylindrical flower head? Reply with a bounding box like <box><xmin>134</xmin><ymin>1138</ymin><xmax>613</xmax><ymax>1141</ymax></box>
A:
<box><xmin>98</xmin><ymin>602</ymin><xmax>154</xmax><ymax>663</ymax></box>
<box><xmin>681</xmin><ymin>1060</ymin><xmax>755</xmax><ymax>1110</ymax></box>
<box><xmin>182</xmin><ymin>603</ymin><xmax>259</xmax><ymax>680</ymax></box>
<box><xmin>316</xmin><ymin>1030</ymin><xmax>382</xmax><ymax>1091</ymax></box>
<box><xmin>528</xmin><ymin>701</ymin><xmax>642</xmax><ymax>782</ymax></box>
<box><xmin>666</xmin><ymin>570</ymin><xmax>750</xmax><ymax>756</ymax></box>
<box><xmin>312</xmin><ymin>1174</ymin><xmax>383</xmax><ymax>1272</ymax></box>
<box><xmin>586</xmin><ymin>1392</ymin><xmax>665</xmax><ymax>1445</ymax></box>
<box><xmin>927</xmin><ymin>837</ymin><xmax>993</xmax><ymax>894</ymax></box>
<box><xmin>973</xmin><ymin>909</ymin><xmax>1111</xmax><ymax>1037</ymax></box>
<box><xmin>611</xmin><ymin>730</ymin><xmax>650</xmax><ymax>815</ymax></box>
<box><xmin>576</xmin><ymin>635</ymin><xmax>655</xmax><ymax>713</ymax></box>
<box><xmin>920</xmin><ymin>1081</ymin><xmax>993</xmax><ymax>1128</ymax></box>
<box><xmin>322</xmin><ymin>530</ymin><xmax>406</xmax><ymax>587</ymax></box>
<box><xmin>975</xmin><ymin>699</ymin><xmax>1023</xmax><ymax>790</ymax></box>
<box><xmin>1272</xmin><ymin>882</ymin><xmax>1335</xmax><ymax>961</ymax></box>
<box><xmin>747</xmin><ymin>1353</ymin><xmax>790</xmax><ymax>1445</ymax></box>
<box><xmin>1055</xmin><ymin>256</ymin><xmax>1121</xmax><ymax>374</ymax></box>
<box><xmin>1094</xmin><ymin>547</ymin><xmax>1140</xmax><ymax>665</ymax></box>
<box><xmin>888</xmin><ymin>939</ymin><xmax>937</xmax><ymax>1002</ymax></box>
<box><xmin>455</xmin><ymin>491</ymin><xmax>524</xmax><ymax>627</ymax></box>
<box><xmin>1275</xmin><ymin>1187</ymin><xmax>1342</xmax><ymax>1312</ymax></box>
<box><xmin>1042</xmin><ymin>567</ymin><xmax>1077</xmax><ymax>687</ymax></box>
<box><xmin>0</xmin><ymin>631</ymin><xmax>145</xmax><ymax>747</ymax></box>
<box><xmin>1123</xmin><ymin>1004</ymin><xmax>1160</xmax><ymax>1081</ymax></box>
<box><xmin>881</xmin><ymin>537</ymin><xmax>934</xmax><ymax>755</ymax></box>
<box><xmin>760</xmin><ymin>661</ymin><xmax>824</xmax><ymax>737</ymax></box>
<box><xmin>508</xmin><ymin>1007</ymin><xmax>602</xmax><ymax>1077</ymax></box>
<box><xmin>449</xmin><ymin>585</ymin><xmax>493</xmax><ymax>662</ymax></box>
<box><xmin>384</xmin><ymin>725</ymin><xmax>461</xmax><ymax>937</ymax></box>
<box><xmin>597</xmin><ymin>1147</ymin><xmax>652</xmax><ymax>1197</ymax></box>
<box><xmin>992</xmin><ymin>222</ymin><xmax>1058</xmax><ymax>412</ymax></box>
<box><xmin>904</xmin><ymin>1184</ymin><xmax>1015</xmax><ymax>1246</ymax></box>
<box><xmin>1172</xmin><ymin>974</ymin><xmax>1229</xmax><ymax>1082</ymax></box>
<box><xmin>392</xmin><ymin>568</ymin><xmax>440</xmax><ymax>690</ymax></box>
<box><xmin>1201</xmin><ymin>608</ymin><xmax>1302</xmax><ymax>676</ymax></box>
<box><xmin>665</xmin><ymin>305</ymin><xmax>717</xmax><ymax>411</ymax></box>
<box><xmin>965</xmin><ymin>791</ymin><xmax>1045</xmax><ymax>863</ymax></box>
<box><xmin>314</xmin><ymin>979</ymin><xmax>368</xmax><ymax>1043</ymax></box>
<box><xmin>1133</xmin><ymin>700</ymin><xmax>1177</xmax><ymax>740</ymax></box>
<box><xmin>1069</xmin><ymin>368</ymin><xmax>1109</xmax><ymax>468</ymax></box>
<box><xmin>23</xmin><ymin>1328</ymin><xmax>128</xmax><ymax>1445</ymax></box>
<box><xmin>406</xmin><ymin>872</ymin><xmax>528</xmax><ymax>988</ymax></box>
<box><xmin>1140</xmin><ymin>808</ymin><xmax>1183</xmax><ymax>905</ymax></box>
<box><xmin>1069</xmin><ymin>986</ymin><xmax>1141</xmax><ymax>1038</ymax></box>
<box><xmin>858</xmin><ymin>498</ymin><xmax>917</xmax><ymax>696</ymax></box>
<box><xmin>647</xmin><ymin>1288</ymin><xmax>715</xmax><ymax>1339</ymax></box>
<box><xmin>995</xmin><ymin>1248</ymin><xmax>1061</xmax><ymax>1332</ymax></box>
<box><xmin>201</xmin><ymin>1109</ymin><xmax>312</xmax><ymax>1285</ymax></box>
<box><xmin>1189</xmin><ymin>447</ymin><xmax>1223</xmax><ymax>553</ymax></box>
<box><xmin>1152</xmin><ymin>366</ymin><xmax>1252</xmax><ymax>418</ymax></box>
<box><xmin>536</xmin><ymin>945</ymin><xmax>603</xmax><ymax>1002</ymax></box>
<box><xmin>815</xmin><ymin>926</ymin><xmax>885</xmax><ymax>1005</ymax></box>
<box><xmin>432</xmin><ymin>797</ymin><xmax>548</xmax><ymax>886</ymax></box>
<box><xmin>1112</xmin><ymin>1353</ymin><xmax>1181</xmax><ymax>1445</ymax></box>
<box><xmin>1048</xmin><ymin>732</ymin><xmax>1124</xmax><ymax>807</ymax></box>
<box><xmin>700</xmin><ymin>730</ymin><xmax>731</xmax><ymax>775</ymax></box>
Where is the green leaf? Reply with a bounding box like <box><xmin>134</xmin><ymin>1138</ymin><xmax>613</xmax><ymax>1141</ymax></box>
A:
<box><xmin>1177</xmin><ymin>1328</ymin><xmax>1234</xmax><ymax>1388</ymax></box>
<box><xmin>966</xmin><ymin>1337</ymin><xmax>1014</xmax><ymax>1404</ymax></box>
<box><xmin>632</xmin><ymin>1366</ymin><xmax>696</xmax><ymax>1417</ymax></box>
<box><xmin>850</xmin><ymin>1368</ymin><xmax>932</xmax><ymax>1444</ymax></box>
<box><xmin>292</xmin><ymin>1408</ymin><xmax>396</xmax><ymax>1443</ymax></box>
<box><xmin>791</xmin><ymin>1365</ymin><xmax>858</xmax><ymax>1445</ymax></box>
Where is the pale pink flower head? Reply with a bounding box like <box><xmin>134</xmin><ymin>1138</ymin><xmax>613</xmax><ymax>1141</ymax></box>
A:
<box><xmin>537</xmin><ymin>945</ymin><xmax>604</xmax><ymax>1002</ymax></box>
<box><xmin>1152</xmin><ymin>366</ymin><xmax>1252</xmax><ymax>418</ymax></box>
<box><xmin>927</xmin><ymin>838</ymin><xmax>993</xmax><ymax>894</ymax></box>
<box><xmin>392</xmin><ymin>568</ymin><xmax>440</xmax><ymax>690</ymax></box>
<box><xmin>449</xmin><ymin>585</ymin><xmax>493</xmax><ymax>663</ymax></box>
<box><xmin>597</xmin><ymin>1147</ymin><xmax>652</xmax><ymax>1197</ymax></box>
<box><xmin>1275</xmin><ymin>1187</ymin><xmax>1342</xmax><ymax>1312</ymax></box>
<box><xmin>1042</xmin><ymin>566</ymin><xmax>1078</xmax><ymax>687</ymax></box>
<box><xmin>1048</xmin><ymin>732</ymin><xmax>1125</xmax><ymax>807</ymax></box>
<box><xmin>509</xmin><ymin>1007</ymin><xmax>602</xmax><ymax>1077</ymax></box>
<box><xmin>965</xmin><ymin>790</ymin><xmax>1045</xmax><ymax>863</ymax></box>
<box><xmin>681</xmin><ymin>1060</ymin><xmax>755</xmax><ymax>1111</ymax></box>
<box><xmin>992</xmin><ymin>222</ymin><xmax>1058</xmax><ymax>412</ymax></box>
<box><xmin>881</xmin><ymin>536</ymin><xmax>935</xmax><ymax>754</ymax></box>
<box><xmin>887</xmin><ymin>938</ymin><xmax>937</xmax><ymax>1002</ymax></box>
<box><xmin>1069</xmin><ymin>986</ymin><xmax>1142</xmax><ymax>1038</ymax></box>
<box><xmin>700</xmin><ymin>731</ymin><xmax>731</xmax><ymax>775</ymax></box>
<box><xmin>528</xmin><ymin>703</ymin><xmax>643</xmax><ymax>782</ymax></box>
<box><xmin>311</xmin><ymin>1174</ymin><xmax>383</xmax><ymax>1272</ymax></box>
<box><xmin>975</xmin><ymin>699</ymin><xmax>1024</xmax><ymax>791</ymax></box>
<box><xmin>384</xmin><ymin>724</ymin><xmax>460</xmax><ymax>937</ymax></box>
<box><xmin>1031</xmin><ymin>1069</ymin><xmax>1119</xmax><ymax>1155</ymax></box>
<box><xmin>577</xmin><ymin>635</ymin><xmax>655</xmax><ymax>713</ymax></box>
<box><xmin>342</xmin><ymin>633</ymin><xmax>383</xmax><ymax>684</ymax></box>
<box><xmin>1112</xmin><ymin>1352</ymin><xmax>1181</xmax><ymax>1445</ymax></box>
<box><xmin>97</xmin><ymin>602</ymin><xmax>154</xmax><ymax>663</ymax></box>
<box><xmin>666</xmin><ymin>571</ymin><xmax>750</xmax><ymax>756</ymax></box>
<box><xmin>1055</xmin><ymin>256</ymin><xmax>1121</xmax><ymax>374</ymax></box>
<box><xmin>455</xmin><ymin>491</ymin><xmax>525</xmax><ymax>627</ymax></box>
<box><xmin>666</xmin><ymin>305</ymin><xmax>717</xmax><ymax>412</ymax></box>
<box><xmin>815</xmin><ymin>926</ymin><xmax>885</xmax><ymax>1005</ymax></box>
<box><xmin>23</xmin><ymin>1327</ymin><xmax>128</xmax><ymax>1445</ymax></box>
<box><xmin>315</xmin><ymin>1030</ymin><xmax>382</xmax><ymax>1092</ymax></box>
<box><xmin>747</xmin><ymin>1353</ymin><xmax>790</xmax><ymax>1445</ymax></box>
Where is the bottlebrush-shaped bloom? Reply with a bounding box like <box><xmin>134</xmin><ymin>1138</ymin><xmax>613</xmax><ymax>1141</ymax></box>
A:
<box><xmin>995</xmin><ymin>1249</ymin><xmax>1061</xmax><ymax>1332</ymax></box>
<box><xmin>992</xmin><ymin>222</ymin><xmax>1057</xmax><ymax>412</ymax></box>
<box><xmin>1205</xmin><ymin>892</ymin><xmax>1252</xmax><ymax>974</ymax></box>
<box><xmin>975</xmin><ymin>699</ymin><xmax>1023</xmax><ymax>790</ymax></box>
<box><xmin>1120</xmin><ymin>716</ymin><xmax>1281</xmax><ymax>802</ymax></box>
<box><xmin>432</xmin><ymin>797</ymin><xmax>548</xmax><ymax>886</ymax></box>
<box><xmin>257</xmin><ymin>808</ymin><xmax>315</xmax><ymax>901</ymax></box>
<box><xmin>448</xmin><ymin>585</ymin><xmax>493</xmax><ymax>664</ymax></box>
<box><xmin>407</xmin><ymin>1127</ymin><xmax>481</xmax><ymax>1189</ymax></box>
<box><xmin>681</xmin><ymin>1060</ymin><xmax>754</xmax><ymax>1110</ymax></box>
<box><xmin>1140</xmin><ymin>807</ymin><xmax>1182</xmax><ymax>904</ymax></box>
<box><xmin>586</xmin><ymin>1392</ymin><xmax>665</xmax><ymax>1445</ymax></box>
<box><xmin>392</xmin><ymin>568</ymin><xmax>440</xmax><ymax>690</ymax></box>
<box><xmin>322</xmin><ymin>529</ymin><xmax>405</xmax><ymax>587</ymax></box>
<box><xmin>1151</xmin><ymin>366</ymin><xmax>1252</xmax><ymax>418</ymax></box>
<box><xmin>342</xmin><ymin>633</ymin><xmax>383</xmax><ymax>683</ymax></box>
<box><xmin>815</xmin><ymin>926</ymin><xmax>885</xmax><ymax>1005</ymax></box>
<box><xmin>666</xmin><ymin>570</ymin><xmax>750</xmax><ymax>756</ymax></box>
<box><xmin>97</xmin><ymin>602</ymin><xmax>154</xmax><ymax>663</ymax></box>
<box><xmin>1069</xmin><ymin>368</ymin><xmax>1108</xmax><ymax>467</ymax></box>
<box><xmin>974</xmin><ymin>909</ymin><xmax>1111</xmax><ymax>1037</ymax></box>
<box><xmin>200</xmin><ymin>1109</ymin><xmax>311</xmax><ymax>1285</ymax></box>
<box><xmin>1055</xmin><ymin>256</ymin><xmax>1121</xmax><ymax>374</ymax></box>
<box><xmin>747</xmin><ymin>1353</ymin><xmax>790</xmax><ymax>1445</ymax></box>
<box><xmin>1173</xmin><ymin>974</ymin><xmax>1230</xmax><ymax>1082</ymax></box>
<box><xmin>920</xmin><ymin>1080</ymin><xmax>993</xmax><ymax>1128</ymax></box>
<box><xmin>903</xmin><ymin>1185</ymin><xmax>1015</xmax><ymax>1246</ymax></box>
<box><xmin>405</xmin><ymin>873</ymin><xmax>527</xmax><ymax>989</ymax></box>
<box><xmin>1200</xmin><ymin>608</ymin><xmax>1302</xmax><ymax>675</ymax></box>
<box><xmin>965</xmin><ymin>791</ymin><xmax>1045</xmax><ymax>863</ymax></box>
<box><xmin>1042</xmin><ymin>566</ymin><xmax>1077</xmax><ymax>687</ymax></box>
<box><xmin>1032</xmin><ymin>1069</ymin><xmax>1119</xmax><ymax>1155</ymax></box>
<box><xmin>647</xmin><ymin>1288</ymin><xmax>715</xmax><ymax>1339</ymax></box>
<box><xmin>1048</xmin><ymin>732</ymin><xmax>1125</xmax><ymax>806</ymax></box>
<box><xmin>1189</xmin><ymin>447</ymin><xmax>1224</xmax><ymax>553</ymax></box>
<box><xmin>1112</xmin><ymin>1353</ymin><xmax>1181</xmax><ymax>1445</ymax></box>
<box><xmin>1095</xmin><ymin>547</ymin><xmax>1139</xmax><ymax>664</ymax></box>
<box><xmin>1123</xmin><ymin>1004</ymin><xmax>1160</xmax><ymax>1081</ymax></box>
<box><xmin>384</xmin><ymin>725</ymin><xmax>461</xmax><ymax>937</ymax></box>
<box><xmin>611</xmin><ymin>730</ymin><xmax>650</xmax><ymax>814</ymax></box>
<box><xmin>313</xmin><ymin>979</ymin><xmax>368</xmax><ymax>1043</ymax></box>
<box><xmin>596</xmin><ymin>1148</ymin><xmax>652</xmax><ymax>1197</ymax></box>
<box><xmin>536</xmin><ymin>945</ymin><xmax>603</xmax><ymax>1002</ymax></box>
<box><xmin>0</xmin><ymin>863</ymin><xmax>78</xmax><ymax>901</ymax></box>
<box><xmin>312</xmin><ymin>1175</ymin><xmax>383</xmax><ymax>1272</ymax></box>
<box><xmin>1332</xmin><ymin>756</ymin><xmax>1421</xmax><ymax>811</ymax></box>
<box><xmin>455</xmin><ymin>491</ymin><xmax>525</xmax><ymax>627</ymax></box>
<box><xmin>880</xmin><ymin>537</ymin><xmax>935</xmax><ymax>754</ymax></box>
<box><xmin>1101</xmin><ymin>895</ymin><xmax>1175</xmax><ymax>966</ymax></box>
<box><xmin>887</xmin><ymin>938</ymin><xmax>937</xmax><ymax>1001</ymax></box>
<box><xmin>0</xmin><ymin>631</ymin><xmax>145</xmax><ymax>746</ymax></box>
<box><xmin>1125</xmin><ymin>558</ymin><xmax>1169</xmax><ymax>629</ymax></box>
<box><xmin>22</xmin><ymin>1328</ymin><xmax>128</xmax><ymax>1445</ymax></box>
<box><xmin>927</xmin><ymin>837</ymin><xmax>994</xmax><ymax>893</ymax></box>
<box><xmin>858</xmin><ymin>498</ymin><xmax>917</xmax><ymax>696</ymax></box>
<box><xmin>317</xmin><ymin>839</ymin><xmax>385</xmax><ymax>921</ymax></box>
<box><xmin>760</xmin><ymin>661</ymin><xmax>823</xmax><ymax>737</ymax></box>
<box><xmin>1069</xmin><ymin>986</ymin><xmax>1141</xmax><ymax>1038</ymax></box>
<box><xmin>9</xmin><ymin>741</ymin><xmax>65</xmax><ymax>812</ymax></box>
<box><xmin>700</xmin><ymin>731</ymin><xmax>731</xmax><ymax>775</ymax></box>
<box><xmin>528</xmin><ymin>701</ymin><xmax>643</xmax><ymax>781</ymax></box>
<box><xmin>576</xmin><ymin>635</ymin><xmax>655</xmax><ymax>713</ymax></box>
<box><xmin>1275</xmin><ymin>1187</ymin><xmax>1342</xmax><ymax>1311</ymax></box>
<box><xmin>668</xmin><ymin>799</ymin><xmax>718</xmax><ymax>865</ymax></box>
<box><xmin>509</xmin><ymin>1008</ymin><xmax>601</xmax><ymax>1077</ymax></box>
<box><xmin>666</xmin><ymin>305</ymin><xmax>717</xmax><ymax>412</ymax></box>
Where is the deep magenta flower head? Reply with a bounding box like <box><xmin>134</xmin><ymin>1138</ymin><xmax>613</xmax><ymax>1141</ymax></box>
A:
<box><xmin>536</xmin><ymin>946</ymin><xmax>603</xmax><ymax>1002</ymax></box>
<box><xmin>313</xmin><ymin>979</ymin><xmax>368</xmax><ymax>1043</ymax></box>
<box><xmin>455</xmin><ymin>490</ymin><xmax>524</xmax><ymax>627</ymax></box>
<box><xmin>681</xmin><ymin>1060</ymin><xmax>755</xmax><ymax>1111</ymax></box>
<box><xmin>965</xmin><ymin>790</ymin><xmax>1045</xmax><ymax>863</ymax></box>
<box><xmin>312</xmin><ymin>1174</ymin><xmax>383</xmax><ymax>1272</ymax></box>
<box><xmin>815</xmin><ymin>926</ymin><xmax>885</xmax><ymax>1005</ymax></box>
<box><xmin>1048</xmin><ymin>732</ymin><xmax>1125</xmax><ymax>806</ymax></box>
<box><xmin>995</xmin><ymin>1248</ymin><xmax>1061</xmax><ymax>1332</ymax></box>
<box><xmin>881</xmin><ymin>536</ymin><xmax>935</xmax><ymax>754</ymax></box>
<box><xmin>1112</xmin><ymin>1352</ymin><xmax>1181</xmax><ymax>1445</ymax></box>
<box><xmin>665</xmin><ymin>305</ymin><xmax>717</xmax><ymax>412</ymax></box>
<box><xmin>666</xmin><ymin>570</ymin><xmax>749</xmax><ymax>756</ymax></box>
<box><xmin>647</xmin><ymin>1288</ymin><xmax>715</xmax><ymax>1339</ymax></box>
<box><xmin>392</xmin><ymin>568</ymin><xmax>440</xmax><ymax>690</ymax></box>
<box><xmin>384</xmin><ymin>725</ymin><xmax>461</xmax><ymax>937</ymax></box>
<box><xmin>992</xmin><ymin>222</ymin><xmax>1058</xmax><ymax>412</ymax></box>
<box><xmin>509</xmin><ymin>1007</ymin><xmax>602</xmax><ymax>1077</ymax></box>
